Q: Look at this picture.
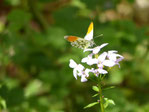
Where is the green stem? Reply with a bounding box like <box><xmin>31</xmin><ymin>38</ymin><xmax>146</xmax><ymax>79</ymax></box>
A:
<box><xmin>98</xmin><ymin>80</ymin><xmax>104</xmax><ymax>112</ymax></box>
<box><xmin>95</xmin><ymin>54</ymin><xmax>105</xmax><ymax>111</ymax></box>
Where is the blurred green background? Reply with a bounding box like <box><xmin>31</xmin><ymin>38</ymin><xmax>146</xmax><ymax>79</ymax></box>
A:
<box><xmin>0</xmin><ymin>0</ymin><xmax>149</xmax><ymax>112</ymax></box>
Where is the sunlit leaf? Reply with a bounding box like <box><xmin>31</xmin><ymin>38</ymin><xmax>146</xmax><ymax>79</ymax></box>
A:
<box><xmin>104</xmin><ymin>98</ymin><xmax>115</xmax><ymax>108</ymax></box>
<box><xmin>25</xmin><ymin>80</ymin><xmax>42</xmax><ymax>97</ymax></box>
<box><xmin>84</xmin><ymin>102</ymin><xmax>99</xmax><ymax>109</ymax></box>
<box><xmin>92</xmin><ymin>86</ymin><xmax>99</xmax><ymax>92</ymax></box>
<box><xmin>92</xmin><ymin>93</ymin><xmax>98</xmax><ymax>97</ymax></box>
<box><xmin>0</xmin><ymin>97</ymin><xmax>7</xmax><ymax>109</ymax></box>
<box><xmin>103</xmin><ymin>86</ymin><xmax>115</xmax><ymax>90</ymax></box>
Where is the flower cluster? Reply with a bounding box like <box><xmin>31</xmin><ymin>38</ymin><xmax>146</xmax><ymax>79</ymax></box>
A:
<box><xmin>69</xmin><ymin>43</ymin><xmax>124</xmax><ymax>82</ymax></box>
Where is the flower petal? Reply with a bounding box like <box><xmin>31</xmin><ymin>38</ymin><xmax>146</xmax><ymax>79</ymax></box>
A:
<box><xmin>83</xmin><ymin>48</ymin><xmax>93</xmax><ymax>52</ymax></box>
<box><xmin>97</xmin><ymin>64</ymin><xmax>104</xmax><ymax>68</ymax></box>
<box><xmin>103</xmin><ymin>60</ymin><xmax>116</xmax><ymax>67</ymax></box>
<box><xmin>82</xmin><ymin>54</ymin><xmax>98</xmax><ymax>65</ymax></box>
<box><xmin>87</xmin><ymin>58</ymin><xmax>98</xmax><ymax>65</ymax></box>
<box><xmin>93</xmin><ymin>43</ymin><xmax>108</xmax><ymax>54</ymax></box>
<box><xmin>81</xmin><ymin>57</ymin><xmax>88</xmax><ymax>63</ymax></box>
<box><xmin>98</xmin><ymin>52</ymin><xmax>107</xmax><ymax>62</ymax></box>
<box><xmin>73</xmin><ymin>68</ymin><xmax>78</xmax><ymax>79</ymax></box>
<box><xmin>76</xmin><ymin>64</ymin><xmax>84</xmax><ymax>72</ymax></box>
<box><xmin>116</xmin><ymin>56</ymin><xmax>124</xmax><ymax>63</ymax></box>
<box><xmin>69</xmin><ymin>59</ymin><xmax>77</xmax><ymax>68</ymax></box>
<box><xmin>85</xmin><ymin>68</ymin><xmax>91</xmax><ymax>77</ymax></box>
<box><xmin>97</xmin><ymin>68</ymin><xmax>108</xmax><ymax>74</ymax></box>
<box><xmin>107</xmin><ymin>51</ymin><xmax>124</xmax><ymax>61</ymax></box>
<box><xmin>81</xmin><ymin>75</ymin><xmax>88</xmax><ymax>82</ymax></box>
<box><xmin>108</xmin><ymin>50</ymin><xmax>117</xmax><ymax>54</ymax></box>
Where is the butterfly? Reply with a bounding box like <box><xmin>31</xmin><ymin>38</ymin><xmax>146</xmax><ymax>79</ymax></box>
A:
<box><xmin>64</xmin><ymin>22</ymin><xmax>95</xmax><ymax>49</ymax></box>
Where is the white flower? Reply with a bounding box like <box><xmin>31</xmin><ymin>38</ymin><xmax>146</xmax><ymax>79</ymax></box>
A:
<box><xmin>81</xmin><ymin>51</ymin><xmax>111</xmax><ymax>67</ymax></box>
<box><xmin>69</xmin><ymin>59</ymin><xmax>92</xmax><ymax>82</ymax></box>
<box><xmin>80</xmin><ymin>68</ymin><xmax>91</xmax><ymax>82</ymax></box>
<box><xmin>107</xmin><ymin>51</ymin><xmax>123</xmax><ymax>61</ymax></box>
<box><xmin>81</xmin><ymin>50</ymin><xmax>124</xmax><ymax>69</ymax></box>
<box><xmin>97</xmin><ymin>69</ymin><xmax>108</xmax><ymax>74</ymax></box>
<box><xmin>98</xmin><ymin>52</ymin><xmax>107</xmax><ymax>63</ymax></box>
<box><xmin>69</xmin><ymin>59</ymin><xmax>84</xmax><ymax>79</ymax></box>
<box><xmin>97</xmin><ymin>51</ymin><xmax>124</xmax><ymax>68</ymax></box>
<box><xmin>91</xmin><ymin>68</ymin><xmax>108</xmax><ymax>77</ymax></box>
<box><xmin>84</xmin><ymin>43</ymin><xmax>108</xmax><ymax>54</ymax></box>
<box><xmin>69</xmin><ymin>44</ymin><xmax>124</xmax><ymax>82</ymax></box>
<box><xmin>102</xmin><ymin>60</ymin><xmax>117</xmax><ymax>67</ymax></box>
<box><xmin>106</xmin><ymin>50</ymin><xmax>124</xmax><ymax>67</ymax></box>
<box><xmin>80</xmin><ymin>75</ymin><xmax>88</xmax><ymax>82</ymax></box>
<box><xmin>95</xmin><ymin>52</ymin><xmax>111</xmax><ymax>68</ymax></box>
<box><xmin>98</xmin><ymin>52</ymin><xmax>117</xmax><ymax>67</ymax></box>
<box><xmin>81</xmin><ymin>54</ymin><xmax>98</xmax><ymax>65</ymax></box>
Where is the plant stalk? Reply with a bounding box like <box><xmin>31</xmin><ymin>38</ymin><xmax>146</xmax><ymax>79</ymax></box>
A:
<box><xmin>98</xmin><ymin>80</ymin><xmax>104</xmax><ymax>112</ymax></box>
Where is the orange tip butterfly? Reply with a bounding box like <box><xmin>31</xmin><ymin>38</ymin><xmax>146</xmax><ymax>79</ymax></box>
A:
<box><xmin>64</xmin><ymin>22</ymin><xmax>95</xmax><ymax>49</ymax></box>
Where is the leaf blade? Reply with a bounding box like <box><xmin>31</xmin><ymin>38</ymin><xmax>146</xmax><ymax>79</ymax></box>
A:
<box><xmin>84</xmin><ymin>102</ymin><xmax>99</xmax><ymax>109</ymax></box>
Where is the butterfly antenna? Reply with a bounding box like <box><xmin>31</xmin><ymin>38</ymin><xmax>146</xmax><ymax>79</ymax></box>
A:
<box><xmin>94</xmin><ymin>34</ymin><xmax>103</xmax><ymax>38</ymax></box>
<box><xmin>93</xmin><ymin>34</ymin><xmax>103</xmax><ymax>47</ymax></box>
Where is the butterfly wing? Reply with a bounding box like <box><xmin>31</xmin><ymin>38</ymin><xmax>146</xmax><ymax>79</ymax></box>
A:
<box><xmin>84</xmin><ymin>22</ymin><xmax>93</xmax><ymax>41</ymax></box>
<box><xmin>64</xmin><ymin>36</ymin><xmax>79</xmax><ymax>42</ymax></box>
<box><xmin>64</xmin><ymin>35</ymin><xmax>88</xmax><ymax>49</ymax></box>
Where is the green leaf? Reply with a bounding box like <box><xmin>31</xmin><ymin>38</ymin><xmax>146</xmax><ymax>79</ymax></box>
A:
<box><xmin>104</xmin><ymin>98</ymin><xmax>115</xmax><ymax>108</ymax></box>
<box><xmin>103</xmin><ymin>86</ymin><xmax>115</xmax><ymax>90</ymax></box>
<box><xmin>84</xmin><ymin>102</ymin><xmax>99</xmax><ymax>109</ymax></box>
<box><xmin>92</xmin><ymin>93</ymin><xmax>98</xmax><ymax>97</ymax></box>
<box><xmin>104</xmin><ymin>101</ymin><xmax>109</xmax><ymax>108</ymax></box>
<box><xmin>108</xmin><ymin>99</ymin><xmax>115</xmax><ymax>105</ymax></box>
<box><xmin>92</xmin><ymin>86</ymin><xmax>99</xmax><ymax>92</ymax></box>
<box><xmin>0</xmin><ymin>97</ymin><xmax>7</xmax><ymax>109</ymax></box>
<box><xmin>24</xmin><ymin>80</ymin><xmax>42</xmax><ymax>97</ymax></box>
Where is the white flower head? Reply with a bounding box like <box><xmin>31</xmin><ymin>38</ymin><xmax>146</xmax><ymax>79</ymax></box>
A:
<box><xmin>81</xmin><ymin>54</ymin><xmax>98</xmax><ymax>65</ymax></box>
<box><xmin>80</xmin><ymin>68</ymin><xmax>91</xmax><ymax>82</ymax></box>
<box><xmin>69</xmin><ymin>59</ymin><xmax>84</xmax><ymax>79</ymax></box>
<box><xmin>106</xmin><ymin>50</ymin><xmax>124</xmax><ymax>67</ymax></box>
<box><xmin>69</xmin><ymin>59</ymin><xmax>92</xmax><ymax>82</ymax></box>
<box><xmin>107</xmin><ymin>50</ymin><xmax>123</xmax><ymax>61</ymax></box>
<box><xmin>102</xmin><ymin>60</ymin><xmax>117</xmax><ymax>67</ymax></box>
<box><xmin>69</xmin><ymin>42</ymin><xmax>124</xmax><ymax>82</ymax></box>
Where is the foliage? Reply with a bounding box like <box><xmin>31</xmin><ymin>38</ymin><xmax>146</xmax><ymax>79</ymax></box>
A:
<box><xmin>0</xmin><ymin>0</ymin><xmax>149</xmax><ymax>112</ymax></box>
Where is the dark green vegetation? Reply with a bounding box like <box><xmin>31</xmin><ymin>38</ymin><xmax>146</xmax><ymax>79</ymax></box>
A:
<box><xmin>0</xmin><ymin>0</ymin><xmax>149</xmax><ymax>112</ymax></box>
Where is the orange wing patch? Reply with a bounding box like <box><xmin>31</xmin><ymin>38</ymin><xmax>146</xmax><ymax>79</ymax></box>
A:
<box><xmin>86</xmin><ymin>22</ymin><xmax>93</xmax><ymax>35</ymax></box>
<box><xmin>64</xmin><ymin>36</ymin><xmax>79</xmax><ymax>42</ymax></box>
